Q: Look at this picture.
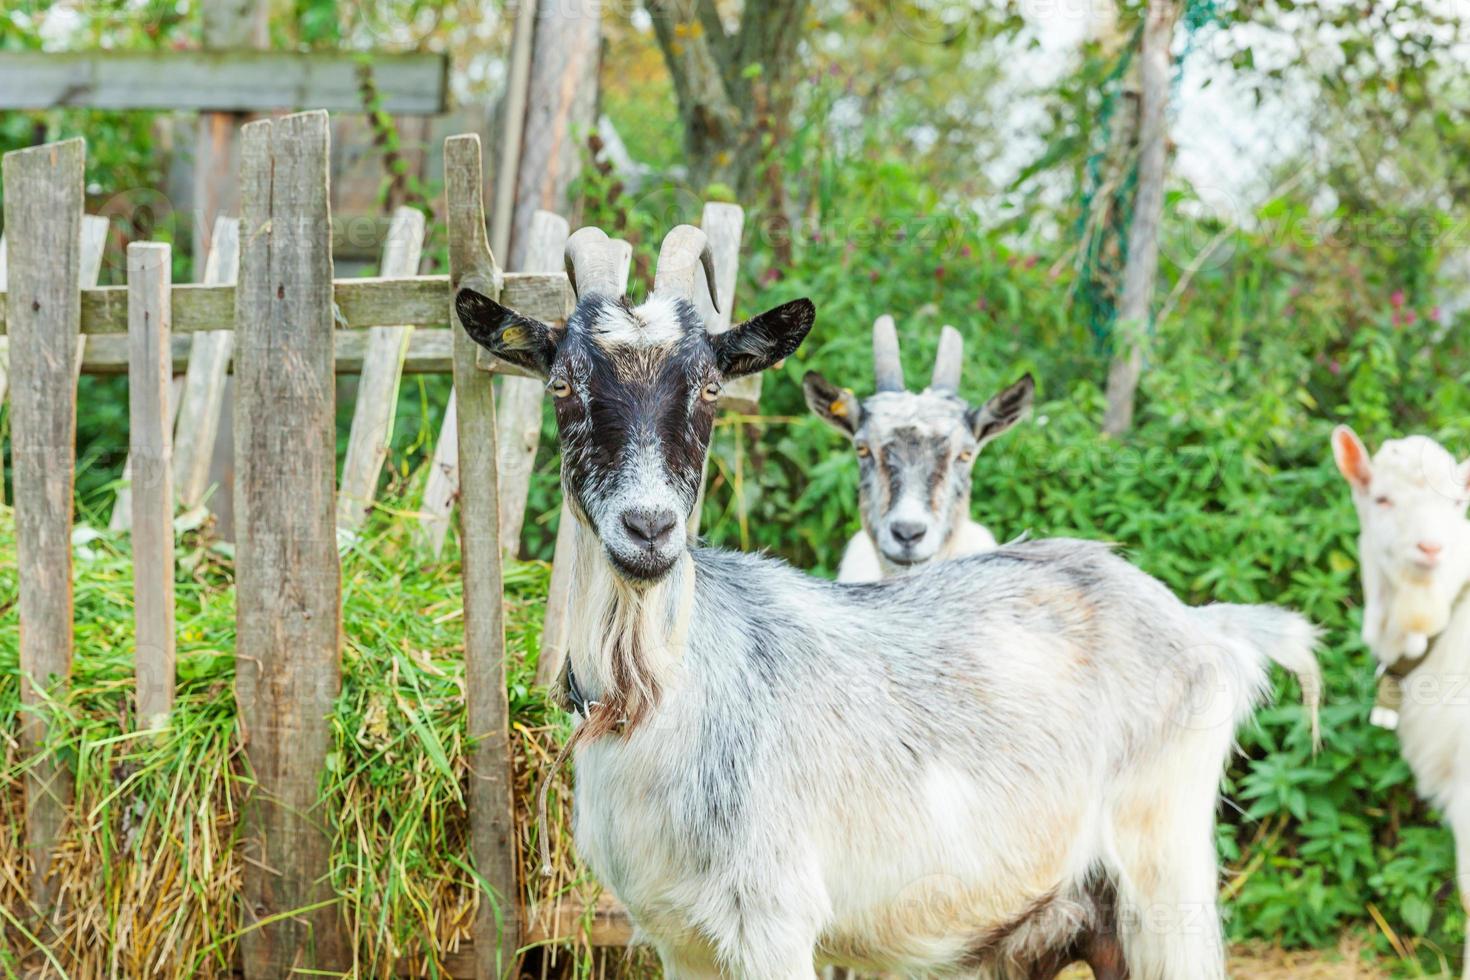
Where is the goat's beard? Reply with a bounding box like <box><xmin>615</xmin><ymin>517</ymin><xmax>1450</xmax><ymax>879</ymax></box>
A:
<box><xmin>1387</xmin><ymin>574</ymin><xmax>1455</xmax><ymax>640</ymax></box>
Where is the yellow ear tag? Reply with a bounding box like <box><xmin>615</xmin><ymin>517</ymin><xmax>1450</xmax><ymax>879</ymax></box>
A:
<box><xmin>829</xmin><ymin>399</ymin><xmax>847</xmax><ymax>416</ymax></box>
<box><xmin>500</xmin><ymin>325</ymin><xmax>525</xmax><ymax>347</ymax></box>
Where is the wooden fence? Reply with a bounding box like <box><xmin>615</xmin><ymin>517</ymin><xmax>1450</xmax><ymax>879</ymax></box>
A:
<box><xmin>0</xmin><ymin>108</ymin><xmax>759</xmax><ymax>976</ymax></box>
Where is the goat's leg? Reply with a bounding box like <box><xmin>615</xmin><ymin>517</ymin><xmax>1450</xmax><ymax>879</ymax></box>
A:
<box><xmin>1106</xmin><ymin>729</ymin><xmax>1229</xmax><ymax>980</ymax></box>
<box><xmin>1449</xmin><ymin>797</ymin><xmax>1470</xmax><ymax>980</ymax></box>
<box><xmin>657</xmin><ymin>939</ymin><xmax>725</xmax><ymax>979</ymax></box>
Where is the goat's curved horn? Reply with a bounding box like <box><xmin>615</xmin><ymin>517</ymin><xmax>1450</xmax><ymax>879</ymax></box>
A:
<box><xmin>653</xmin><ymin>224</ymin><xmax>720</xmax><ymax>314</ymax></box>
<box><xmin>873</xmin><ymin>314</ymin><xmax>905</xmax><ymax>392</ymax></box>
<box><xmin>929</xmin><ymin>325</ymin><xmax>963</xmax><ymax>393</ymax></box>
<box><xmin>564</xmin><ymin>226</ymin><xmax>626</xmax><ymax>300</ymax></box>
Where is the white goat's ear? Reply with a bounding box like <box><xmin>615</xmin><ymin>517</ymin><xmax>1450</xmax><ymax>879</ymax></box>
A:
<box><xmin>1331</xmin><ymin>425</ymin><xmax>1373</xmax><ymax>491</ymax></box>
<box><xmin>967</xmin><ymin>374</ymin><xmax>1035</xmax><ymax>445</ymax></box>
<box><xmin>803</xmin><ymin>371</ymin><xmax>862</xmax><ymax>437</ymax></box>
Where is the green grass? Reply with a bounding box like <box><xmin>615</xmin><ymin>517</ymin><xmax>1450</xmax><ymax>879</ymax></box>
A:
<box><xmin>0</xmin><ymin>501</ymin><xmax>589</xmax><ymax>977</ymax></box>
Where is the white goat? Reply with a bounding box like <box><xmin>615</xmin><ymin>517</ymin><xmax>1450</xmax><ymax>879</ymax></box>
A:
<box><xmin>1333</xmin><ymin>426</ymin><xmax>1470</xmax><ymax>977</ymax></box>
<box><xmin>457</xmin><ymin>224</ymin><xmax>1322</xmax><ymax>980</ymax></box>
<box><xmin>805</xmin><ymin>316</ymin><xmax>1033</xmax><ymax>582</ymax></box>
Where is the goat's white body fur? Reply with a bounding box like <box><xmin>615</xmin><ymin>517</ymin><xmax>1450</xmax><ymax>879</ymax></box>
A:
<box><xmin>838</xmin><ymin>520</ymin><xmax>998</xmax><ymax>583</ymax></box>
<box><xmin>566</xmin><ymin>529</ymin><xmax>1317</xmax><ymax>979</ymax></box>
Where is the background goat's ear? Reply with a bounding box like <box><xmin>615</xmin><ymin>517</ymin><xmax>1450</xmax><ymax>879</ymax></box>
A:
<box><xmin>967</xmin><ymin>373</ymin><xmax>1035</xmax><ymax>445</ymax></box>
<box><xmin>711</xmin><ymin>298</ymin><xmax>816</xmax><ymax>378</ymax></box>
<box><xmin>454</xmin><ymin>288</ymin><xmax>557</xmax><ymax>377</ymax></box>
<box><xmin>803</xmin><ymin>371</ymin><xmax>862</xmax><ymax>437</ymax></box>
<box><xmin>1331</xmin><ymin>425</ymin><xmax>1373</xmax><ymax>491</ymax></box>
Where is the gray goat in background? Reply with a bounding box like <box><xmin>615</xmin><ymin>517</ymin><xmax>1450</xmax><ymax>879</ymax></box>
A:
<box><xmin>805</xmin><ymin>316</ymin><xmax>1033</xmax><ymax>581</ymax></box>
<box><xmin>455</xmin><ymin>224</ymin><xmax>1322</xmax><ymax>980</ymax></box>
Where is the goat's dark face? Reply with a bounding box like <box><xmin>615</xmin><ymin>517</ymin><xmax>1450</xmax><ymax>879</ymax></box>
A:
<box><xmin>457</xmin><ymin>288</ymin><xmax>814</xmax><ymax>582</ymax></box>
<box><xmin>804</xmin><ymin>372</ymin><xmax>1033</xmax><ymax>568</ymax></box>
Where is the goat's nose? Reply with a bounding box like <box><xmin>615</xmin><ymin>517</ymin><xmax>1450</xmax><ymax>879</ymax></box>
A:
<box><xmin>622</xmin><ymin>509</ymin><xmax>677</xmax><ymax>549</ymax></box>
<box><xmin>1418</xmin><ymin>541</ymin><xmax>1443</xmax><ymax>560</ymax></box>
<box><xmin>890</xmin><ymin>520</ymin><xmax>928</xmax><ymax>547</ymax></box>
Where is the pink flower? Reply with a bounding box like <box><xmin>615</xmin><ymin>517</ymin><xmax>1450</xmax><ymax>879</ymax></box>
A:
<box><xmin>1023</xmin><ymin>255</ymin><xmax>1038</xmax><ymax>269</ymax></box>
<box><xmin>1404</xmin><ymin>309</ymin><xmax>1418</xmax><ymax>325</ymax></box>
<box><xmin>761</xmin><ymin>268</ymin><xmax>782</xmax><ymax>285</ymax></box>
<box><xmin>960</xmin><ymin>244</ymin><xmax>973</xmax><ymax>259</ymax></box>
<box><xmin>975</xmin><ymin>297</ymin><xmax>989</xmax><ymax>311</ymax></box>
<box><xmin>1429</xmin><ymin>306</ymin><xmax>1443</xmax><ymax>323</ymax></box>
<box><xmin>934</xmin><ymin>265</ymin><xmax>945</xmax><ymax>280</ymax></box>
<box><xmin>1328</xmin><ymin>360</ymin><xmax>1342</xmax><ymax>375</ymax></box>
<box><xmin>1390</xmin><ymin>289</ymin><xmax>1406</xmax><ymax>309</ymax></box>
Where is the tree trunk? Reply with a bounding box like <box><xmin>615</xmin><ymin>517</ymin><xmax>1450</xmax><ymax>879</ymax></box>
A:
<box><xmin>644</xmin><ymin>0</ymin><xmax>812</xmax><ymax>198</ymax></box>
<box><xmin>508</xmin><ymin>0</ymin><xmax>602</xmax><ymax>268</ymax></box>
<box><xmin>1102</xmin><ymin>0</ymin><xmax>1177</xmax><ymax>436</ymax></box>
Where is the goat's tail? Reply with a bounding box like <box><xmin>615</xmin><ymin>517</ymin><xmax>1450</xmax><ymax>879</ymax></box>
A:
<box><xmin>1196</xmin><ymin>603</ymin><xmax>1323</xmax><ymax>749</ymax></box>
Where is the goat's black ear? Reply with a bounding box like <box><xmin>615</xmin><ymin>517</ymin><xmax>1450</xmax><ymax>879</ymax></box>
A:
<box><xmin>455</xmin><ymin>287</ymin><xmax>558</xmax><ymax>377</ymax></box>
<box><xmin>803</xmin><ymin>371</ymin><xmax>861</xmax><ymax>437</ymax></box>
<box><xmin>710</xmin><ymin>298</ymin><xmax>815</xmax><ymax>379</ymax></box>
<box><xmin>966</xmin><ymin>373</ymin><xmax>1034</xmax><ymax>445</ymax></box>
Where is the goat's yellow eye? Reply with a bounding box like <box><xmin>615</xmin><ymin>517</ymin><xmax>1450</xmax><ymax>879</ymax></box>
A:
<box><xmin>958</xmin><ymin>450</ymin><xmax>974</xmax><ymax>463</ymax></box>
<box><xmin>701</xmin><ymin>382</ymin><xmax>721</xmax><ymax>403</ymax></box>
<box><xmin>550</xmin><ymin>379</ymin><xmax>573</xmax><ymax>398</ymax></box>
<box><xmin>855</xmin><ymin>443</ymin><xmax>871</xmax><ymax>458</ymax></box>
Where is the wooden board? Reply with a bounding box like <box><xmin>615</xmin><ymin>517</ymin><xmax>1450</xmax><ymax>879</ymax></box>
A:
<box><xmin>418</xmin><ymin>391</ymin><xmax>459</xmax><ymax>555</ymax></box>
<box><xmin>496</xmin><ymin>210</ymin><xmax>567</xmax><ymax>558</ymax></box>
<box><xmin>2</xmin><ymin>137</ymin><xmax>84</xmax><ymax>917</ymax></box>
<box><xmin>172</xmin><ymin>216</ymin><xmax>241</xmax><ymax>511</ymax></box>
<box><xmin>0</xmin><ymin>50</ymin><xmax>449</xmax><ymax>113</ymax></box>
<box><xmin>232</xmin><ymin>111</ymin><xmax>347</xmax><ymax>976</ymax></box>
<box><xmin>126</xmin><ymin>243</ymin><xmax>176</xmax><ymax>728</ymax></box>
<box><xmin>80</xmin><ymin>326</ymin><xmax>457</xmax><ymax>375</ymax></box>
<box><xmin>445</xmin><ymin>132</ymin><xmax>522</xmax><ymax>975</ymax></box>
<box><xmin>1</xmin><ymin>215</ymin><xmax>106</xmax><ymax>508</ymax></box>
<box><xmin>0</xmin><ymin>272</ymin><xmax>570</xmax><ymax>340</ymax></box>
<box><xmin>337</xmin><ymin>206</ymin><xmax>426</xmax><ymax>532</ymax></box>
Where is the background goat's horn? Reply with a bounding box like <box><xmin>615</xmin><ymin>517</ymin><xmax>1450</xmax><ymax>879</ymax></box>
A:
<box><xmin>873</xmin><ymin>315</ymin><xmax>905</xmax><ymax>392</ymax></box>
<box><xmin>653</xmin><ymin>224</ymin><xmax>720</xmax><ymax>314</ymax></box>
<box><xmin>564</xmin><ymin>226</ymin><xmax>629</xmax><ymax>300</ymax></box>
<box><xmin>929</xmin><ymin>324</ymin><xmax>963</xmax><ymax>393</ymax></box>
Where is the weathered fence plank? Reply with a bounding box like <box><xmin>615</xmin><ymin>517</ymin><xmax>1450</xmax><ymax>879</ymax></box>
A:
<box><xmin>80</xmin><ymin>325</ymin><xmax>457</xmax><ymax>375</ymax></box>
<box><xmin>337</xmin><ymin>206</ymin><xmax>425</xmax><ymax>532</ymax></box>
<box><xmin>496</xmin><ymin>210</ymin><xmax>567</xmax><ymax>557</ymax></box>
<box><xmin>127</xmin><ymin>242</ymin><xmax>176</xmax><ymax>728</ymax></box>
<box><xmin>0</xmin><ymin>215</ymin><xmax>106</xmax><ymax>508</ymax></box>
<box><xmin>418</xmin><ymin>392</ymin><xmax>459</xmax><ymax>555</ymax></box>
<box><xmin>446</xmin><ymin>132</ymin><xmax>522</xmax><ymax>974</ymax></box>
<box><xmin>0</xmin><ymin>50</ymin><xmax>449</xmax><ymax>114</ymax></box>
<box><xmin>232</xmin><ymin>111</ymin><xmax>346</xmax><ymax>976</ymax></box>
<box><xmin>110</xmin><ymin>218</ymin><xmax>236</xmax><ymax>531</ymax></box>
<box><xmin>3</xmin><ymin>137</ymin><xmax>84</xmax><ymax>917</ymax></box>
<box><xmin>173</xmin><ymin>216</ymin><xmax>241</xmax><ymax>510</ymax></box>
<box><xmin>0</xmin><ymin>272</ymin><xmax>570</xmax><ymax>339</ymax></box>
<box><xmin>536</xmin><ymin>237</ymin><xmax>632</xmax><ymax>687</ymax></box>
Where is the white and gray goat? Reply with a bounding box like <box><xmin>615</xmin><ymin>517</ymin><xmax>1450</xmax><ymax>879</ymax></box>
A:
<box><xmin>455</xmin><ymin>224</ymin><xmax>1322</xmax><ymax>980</ymax></box>
<box><xmin>1333</xmin><ymin>426</ymin><xmax>1470</xmax><ymax>977</ymax></box>
<box><xmin>804</xmin><ymin>316</ymin><xmax>1033</xmax><ymax>582</ymax></box>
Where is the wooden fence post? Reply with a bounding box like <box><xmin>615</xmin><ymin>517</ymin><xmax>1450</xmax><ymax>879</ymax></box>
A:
<box><xmin>419</xmin><ymin>393</ymin><xmax>459</xmax><ymax>554</ymax></box>
<box><xmin>2</xmin><ymin>137</ymin><xmax>84</xmax><ymax>917</ymax></box>
<box><xmin>535</xmin><ymin>236</ymin><xmax>631</xmax><ymax>687</ymax></box>
<box><xmin>233</xmin><ymin>110</ymin><xmax>346</xmax><ymax>976</ymax></box>
<box><xmin>337</xmin><ymin>205</ymin><xmax>426</xmax><ymax>533</ymax></box>
<box><xmin>172</xmin><ymin>216</ymin><xmax>241</xmax><ymax>511</ymax></box>
<box><xmin>0</xmin><ymin>214</ymin><xmax>105</xmax><ymax>509</ymax></box>
<box><xmin>445</xmin><ymin>132</ymin><xmax>522</xmax><ymax>976</ymax></box>
<box><xmin>495</xmin><ymin>210</ymin><xmax>568</xmax><ymax>557</ymax></box>
<box><xmin>127</xmin><ymin>242</ymin><xmax>176</xmax><ymax>728</ymax></box>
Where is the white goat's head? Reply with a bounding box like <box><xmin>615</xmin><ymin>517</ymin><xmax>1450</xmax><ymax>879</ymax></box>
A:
<box><xmin>455</xmin><ymin>226</ymin><xmax>814</xmax><ymax>584</ymax></box>
<box><xmin>804</xmin><ymin>316</ymin><xmax>1033</xmax><ymax>570</ymax></box>
<box><xmin>1333</xmin><ymin>427</ymin><xmax>1470</xmax><ymax>588</ymax></box>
